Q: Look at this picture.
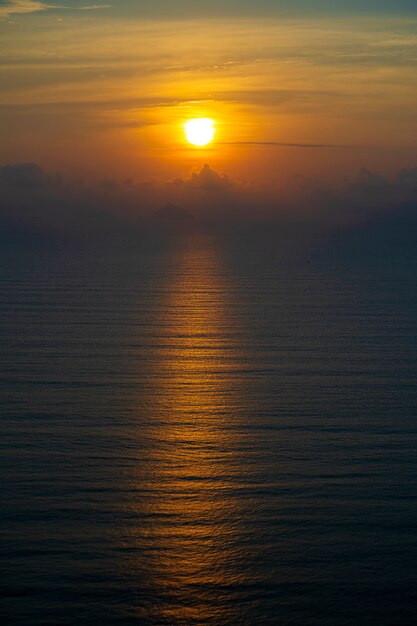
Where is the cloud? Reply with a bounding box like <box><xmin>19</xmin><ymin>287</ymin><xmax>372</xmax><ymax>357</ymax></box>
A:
<box><xmin>0</xmin><ymin>1</ymin><xmax>110</xmax><ymax>18</ymax></box>
<box><xmin>0</xmin><ymin>162</ymin><xmax>123</xmax><ymax>237</ymax></box>
<box><xmin>172</xmin><ymin>164</ymin><xmax>234</xmax><ymax>192</ymax></box>
<box><xmin>287</xmin><ymin>166</ymin><xmax>417</xmax><ymax>228</ymax></box>
<box><xmin>0</xmin><ymin>162</ymin><xmax>247</xmax><ymax>235</ymax></box>
<box><xmin>225</xmin><ymin>141</ymin><xmax>356</xmax><ymax>149</ymax></box>
<box><xmin>0</xmin><ymin>162</ymin><xmax>49</xmax><ymax>187</ymax></box>
<box><xmin>343</xmin><ymin>166</ymin><xmax>417</xmax><ymax>204</ymax></box>
<box><xmin>0</xmin><ymin>1</ymin><xmax>54</xmax><ymax>17</ymax></box>
<box><xmin>0</xmin><ymin>161</ymin><xmax>416</xmax><ymax>239</ymax></box>
<box><xmin>397</xmin><ymin>166</ymin><xmax>417</xmax><ymax>185</ymax></box>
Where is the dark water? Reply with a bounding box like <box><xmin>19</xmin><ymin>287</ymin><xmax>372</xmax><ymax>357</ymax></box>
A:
<box><xmin>1</xmin><ymin>224</ymin><xmax>417</xmax><ymax>625</ymax></box>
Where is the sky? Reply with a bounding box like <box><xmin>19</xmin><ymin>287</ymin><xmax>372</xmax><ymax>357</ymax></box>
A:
<box><xmin>1</xmin><ymin>0</ymin><xmax>417</xmax><ymax>230</ymax></box>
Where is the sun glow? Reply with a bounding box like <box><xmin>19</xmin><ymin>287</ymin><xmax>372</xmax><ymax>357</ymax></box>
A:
<box><xmin>184</xmin><ymin>118</ymin><xmax>216</xmax><ymax>147</ymax></box>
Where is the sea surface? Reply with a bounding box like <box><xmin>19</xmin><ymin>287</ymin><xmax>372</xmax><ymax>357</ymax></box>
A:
<box><xmin>1</xmin><ymin>223</ymin><xmax>417</xmax><ymax>625</ymax></box>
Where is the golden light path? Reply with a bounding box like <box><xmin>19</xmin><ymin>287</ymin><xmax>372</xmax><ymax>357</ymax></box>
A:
<box><xmin>131</xmin><ymin>232</ymin><xmax>250</xmax><ymax>624</ymax></box>
<box><xmin>184</xmin><ymin>118</ymin><xmax>216</xmax><ymax>147</ymax></box>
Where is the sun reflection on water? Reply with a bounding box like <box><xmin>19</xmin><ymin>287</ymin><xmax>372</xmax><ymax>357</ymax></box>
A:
<box><xmin>132</xmin><ymin>232</ymin><xmax>250</xmax><ymax>624</ymax></box>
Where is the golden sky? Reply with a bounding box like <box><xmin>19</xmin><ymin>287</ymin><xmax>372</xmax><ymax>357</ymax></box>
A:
<box><xmin>1</xmin><ymin>1</ymin><xmax>417</xmax><ymax>189</ymax></box>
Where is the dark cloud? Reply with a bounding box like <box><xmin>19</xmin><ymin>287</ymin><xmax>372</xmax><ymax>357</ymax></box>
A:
<box><xmin>291</xmin><ymin>167</ymin><xmax>417</xmax><ymax>228</ymax></box>
<box><xmin>398</xmin><ymin>166</ymin><xmax>417</xmax><ymax>185</ymax></box>
<box><xmin>0</xmin><ymin>162</ymin><xmax>49</xmax><ymax>188</ymax></box>
<box><xmin>0</xmin><ymin>161</ymin><xmax>416</xmax><ymax>239</ymax></box>
<box><xmin>100</xmin><ymin>177</ymin><xmax>135</xmax><ymax>190</ymax></box>
<box><xmin>345</xmin><ymin>167</ymin><xmax>417</xmax><ymax>213</ymax></box>
<box><xmin>172</xmin><ymin>164</ymin><xmax>234</xmax><ymax>192</ymax></box>
<box><xmin>347</xmin><ymin>168</ymin><xmax>390</xmax><ymax>192</ymax></box>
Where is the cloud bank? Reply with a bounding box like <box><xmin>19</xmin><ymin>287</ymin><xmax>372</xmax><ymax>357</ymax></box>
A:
<box><xmin>0</xmin><ymin>161</ymin><xmax>416</xmax><ymax>238</ymax></box>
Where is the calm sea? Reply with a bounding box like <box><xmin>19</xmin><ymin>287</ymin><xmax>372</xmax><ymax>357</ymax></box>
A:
<box><xmin>1</xmin><ymin>223</ymin><xmax>417</xmax><ymax>625</ymax></box>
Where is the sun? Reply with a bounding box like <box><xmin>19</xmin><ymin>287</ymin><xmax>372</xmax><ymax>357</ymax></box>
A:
<box><xmin>184</xmin><ymin>118</ymin><xmax>216</xmax><ymax>147</ymax></box>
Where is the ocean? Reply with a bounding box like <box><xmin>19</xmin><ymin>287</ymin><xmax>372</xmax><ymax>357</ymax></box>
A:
<box><xmin>1</xmin><ymin>222</ymin><xmax>416</xmax><ymax>625</ymax></box>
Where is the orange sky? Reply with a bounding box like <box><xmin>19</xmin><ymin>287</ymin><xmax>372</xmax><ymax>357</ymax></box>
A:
<box><xmin>1</xmin><ymin>3</ymin><xmax>417</xmax><ymax>191</ymax></box>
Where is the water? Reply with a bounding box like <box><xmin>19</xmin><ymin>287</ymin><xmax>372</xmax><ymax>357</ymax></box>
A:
<box><xmin>1</xmin><ymin>224</ymin><xmax>417</xmax><ymax>625</ymax></box>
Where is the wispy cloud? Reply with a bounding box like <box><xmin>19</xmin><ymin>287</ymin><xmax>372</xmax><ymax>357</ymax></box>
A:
<box><xmin>0</xmin><ymin>1</ymin><xmax>110</xmax><ymax>18</ymax></box>
<box><xmin>223</xmin><ymin>141</ymin><xmax>358</xmax><ymax>149</ymax></box>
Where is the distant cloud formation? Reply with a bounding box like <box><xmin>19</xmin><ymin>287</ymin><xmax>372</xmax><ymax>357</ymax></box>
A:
<box><xmin>287</xmin><ymin>166</ymin><xmax>417</xmax><ymax>229</ymax></box>
<box><xmin>345</xmin><ymin>166</ymin><xmax>417</xmax><ymax>216</ymax></box>
<box><xmin>0</xmin><ymin>0</ymin><xmax>110</xmax><ymax>18</ymax></box>
<box><xmin>172</xmin><ymin>164</ymin><xmax>234</xmax><ymax>192</ymax></box>
<box><xmin>0</xmin><ymin>161</ymin><xmax>416</xmax><ymax>238</ymax></box>
<box><xmin>0</xmin><ymin>162</ymin><xmax>47</xmax><ymax>187</ymax></box>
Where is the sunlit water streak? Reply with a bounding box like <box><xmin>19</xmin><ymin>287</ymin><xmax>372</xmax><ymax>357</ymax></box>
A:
<box><xmin>129</xmin><ymin>236</ymin><xmax>251</xmax><ymax>624</ymax></box>
<box><xmin>1</xmin><ymin>225</ymin><xmax>417</xmax><ymax>625</ymax></box>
